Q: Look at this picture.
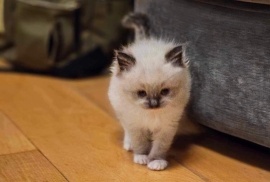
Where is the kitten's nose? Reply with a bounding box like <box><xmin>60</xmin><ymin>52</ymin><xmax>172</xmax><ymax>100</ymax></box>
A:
<box><xmin>148</xmin><ymin>98</ymin><xmax>160</xmax><ymax>108</ymax></box>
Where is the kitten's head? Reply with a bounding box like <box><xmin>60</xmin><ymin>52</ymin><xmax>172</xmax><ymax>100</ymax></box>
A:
<box><xmin>111</xmin><ymin>39</ymin><xmax>190</xmax><ymax>110</ymax></box>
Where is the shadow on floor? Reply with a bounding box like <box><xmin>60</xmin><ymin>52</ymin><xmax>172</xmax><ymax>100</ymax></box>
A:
<box><xmin>171</xmin><ymin>128</ymin><xmax>270</xmax><ymax>171</ymax></box>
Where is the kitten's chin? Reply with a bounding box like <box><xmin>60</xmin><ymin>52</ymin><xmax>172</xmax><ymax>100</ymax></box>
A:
<box><xmin>146</xmin><ymin>107</ymin><xmax>162</xmax><ymax>110</ymax></box>
<box><xmin>141</xmin><ymin>104</ymin><xmax>165</xmax><ymax>110</ymax></box>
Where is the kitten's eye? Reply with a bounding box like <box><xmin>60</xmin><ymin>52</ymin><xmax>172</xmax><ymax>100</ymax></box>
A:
<box><xmin>160</xmin><ymin>88</ymin><xmax>170</xmax><ymax>96</ymax></box>
<box><xmin>137</xmin><ymin>90</ymin><xmax>147</xmax><ymax>97</ymax></box>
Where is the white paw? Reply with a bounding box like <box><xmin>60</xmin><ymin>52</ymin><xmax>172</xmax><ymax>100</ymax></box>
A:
<box><xmin>147</xmin><ymin>159</ymin><xmax>168</xmax><ymax>171</ymax></box>
<box><xmin>123</xmin><ymin>141</ymin><xmax>132</xmax><ymax>151</ymax></box>
<box><xmin>134</xmin><ymin>154</ymin><xmax>148</xmax><ymax>165</ymax></box>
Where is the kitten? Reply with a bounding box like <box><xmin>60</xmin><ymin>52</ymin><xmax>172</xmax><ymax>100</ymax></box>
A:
<box><xmin>108</xmin><ymin>13</ymin><xmax>191</xmax><ymax>171</ymax></box>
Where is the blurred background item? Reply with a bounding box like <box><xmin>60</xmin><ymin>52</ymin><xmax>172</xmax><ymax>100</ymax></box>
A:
<box><xmin>0</xmin><ymin>0</ymin><xmax>133</xmax><ymax>78</ymax></box>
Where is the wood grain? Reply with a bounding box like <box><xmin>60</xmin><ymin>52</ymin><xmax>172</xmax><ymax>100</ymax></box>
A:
<box><xmin>1</xmin><ymin>73</ymin><xmax>269</xmax><ymax>181</ymax></box>
<box><xmin>67</xmin><ymin>75</ymin><xmax>270</xmax><ymax>182</ymax></box>
<box><xmin>0</xmin><ymin>74</ymin><xmax>204</xmax><ymax>182</ymax></box>
<box><xmin>66</xmin><ymin>76</ymin><xmax>115</xmax><ymax>116</ymax></box>
<box><xmin>171</xmin><ymin>132</ymin><xmax>270</xmax><ymax>182</ymax></box>
<box><xmin>0</xmin><ymin>112</ymin><xmax>35</xmax><ymax>155</ymax></box>
<box><xmin>0</xmin><ymin>150</ymin><xmax>67</xmax><ymax>182</ymax></box>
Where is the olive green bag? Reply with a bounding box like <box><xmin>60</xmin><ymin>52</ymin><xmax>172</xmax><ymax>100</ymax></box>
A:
<box><xmin>15</xmin><ymin>0</ymin><xmax>80</xmax><ymax>70</ymax></box>
<box><xmin>0</xmin><ymin>0</ymin><xmax>130</xmax><ymax>77</ymax></box>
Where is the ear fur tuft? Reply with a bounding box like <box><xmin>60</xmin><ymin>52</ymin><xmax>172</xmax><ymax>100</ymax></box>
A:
<box><xmin>165</xmin><ymin>45</ymin><xmax>189</xmax><ymax>67</ymax></box>
<box><xmin>115</xmin><ymin>51</ymin><xmax>136</xmax><ymax>72</ymax></box>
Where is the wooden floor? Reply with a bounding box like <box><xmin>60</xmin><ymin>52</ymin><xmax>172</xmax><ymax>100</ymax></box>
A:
<box><xmin>0</xmin><ymin>73</ymin><xmax>269</xmax><ymax>182</ymax></box>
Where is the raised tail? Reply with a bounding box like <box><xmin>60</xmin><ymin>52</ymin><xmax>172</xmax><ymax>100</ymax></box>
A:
<box><xmin>122</xmin><ymin>12</ymin><xmax>150</xmax><ymax>41</ymax></box>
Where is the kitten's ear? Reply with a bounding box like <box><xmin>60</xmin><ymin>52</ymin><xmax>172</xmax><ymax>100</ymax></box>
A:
<box><xmin>115</xmin><ymin>50</ymin><xmax>136</xmax><ymax>72</ymax></box>
<box><xmin>165</xmin><ymin>45</ymin><xmax>189</xmax><ymax>67</ymax></box>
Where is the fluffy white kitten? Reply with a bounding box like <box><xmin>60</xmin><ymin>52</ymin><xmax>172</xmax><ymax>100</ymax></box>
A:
<box><xmin>108</xmin><ymin>13</ymin><xmax>191</xmax><ymax>171</ymax></box>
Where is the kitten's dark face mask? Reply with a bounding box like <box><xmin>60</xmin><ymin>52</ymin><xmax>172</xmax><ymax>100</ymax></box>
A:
<box><xmin>136</xmin><ymin>88</ymin><xmax>171</xmax><ymax>109</ymax></box>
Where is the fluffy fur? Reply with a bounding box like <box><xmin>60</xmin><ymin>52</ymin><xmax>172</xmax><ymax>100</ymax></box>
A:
<box><xmin>108</xmin><ymin>13</ymin><xmax>192</xmax><ymax>171</ymax></box>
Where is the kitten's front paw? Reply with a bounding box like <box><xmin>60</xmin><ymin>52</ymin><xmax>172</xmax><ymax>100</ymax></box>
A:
<box><xmin>147</xmin><ymin>159</ymin><xmax>168</xmax><ymax>171</ymax></box>
<box><xmin>134</xmin><ymin>154</ymin><xmax>148</xmax><ymax>165</ymax></box>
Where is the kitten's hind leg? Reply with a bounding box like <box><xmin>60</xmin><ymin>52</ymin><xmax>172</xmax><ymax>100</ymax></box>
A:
<box><xmin>122</xmin><ymin>12</ymin><xmax>150</xmax><ymax>41</ymax></box>
<box><xmin>123</xmin><ymin>129</ymin><xmax>132</xmax><ymax>151</ymax></box>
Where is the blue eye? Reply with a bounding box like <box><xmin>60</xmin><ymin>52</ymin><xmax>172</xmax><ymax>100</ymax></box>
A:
<box><xmin>160</xmin><ymin>88</ymin><xmax>170</xmax><ymax>96</ymax></box>
<box><xmin>137</xmin><ymin>90</ymin><xmax>147</xmax><ymax>97</ymax></box>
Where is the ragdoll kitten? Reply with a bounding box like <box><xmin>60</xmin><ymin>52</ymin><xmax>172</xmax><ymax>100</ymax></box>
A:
<box><xmin>108</xmin><ymin>13</ymin><xmax>191</xmax><ymax>171</ymax></box>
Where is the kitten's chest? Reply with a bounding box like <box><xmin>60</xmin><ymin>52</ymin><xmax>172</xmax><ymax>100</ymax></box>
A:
<box><xmin>130</xmin><ymin>110</ymin><xmax>170</xmax><ymax>132</ymax></box>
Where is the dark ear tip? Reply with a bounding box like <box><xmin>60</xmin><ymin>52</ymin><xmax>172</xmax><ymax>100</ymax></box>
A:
<box><xmin>165</xmin><ymin>45</ymin><xmax>185</xmax><ymax>67</ymax></box>
<box><xmin>115</xmin><ymin>51</ymin><xmax>136</xmax><ymax>72</ymax></box>
<box><xmin>175</xmin><ymin>45</ymin><xmax>183</xmax><ymax>51</ymax></box>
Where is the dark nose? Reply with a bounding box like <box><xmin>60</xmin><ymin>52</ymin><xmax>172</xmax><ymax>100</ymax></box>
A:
<box><xmin>148</xmin><ymin>98</ymin><xmax>160</xmax><ymax>108</ymax></box>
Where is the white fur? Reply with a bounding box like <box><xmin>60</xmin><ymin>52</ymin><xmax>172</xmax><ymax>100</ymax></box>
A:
<box><xmin>108</xmin><ymin>38</ymin><xmax>191</xmax><ymax>170</ymax></box>
<box><xmin>147</xmin><ymin>159</ymin><xmax>168</xmax><ymax>171</ymax></box>
<box><xmin>109</xmin><ymin>38</ymin><xmax>190</xmax><ymax>131</ymax></box>
<box><xmin>123</xmin><ymin>130</ymin><xmax>132</xmax><ymax>151</ymax></box>
<box><xmin>134</xmin><ymin>154</ymin><xmax>148</xmax><ymax>165</ymax></box>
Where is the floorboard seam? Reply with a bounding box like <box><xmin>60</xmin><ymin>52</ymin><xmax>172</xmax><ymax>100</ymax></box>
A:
<box><xmin>0</xmin><ymin>110</ymin><xmax>71</xmax><ymax>182</ymax></box>
<box><xmin>0</xmin><ymin>149</ymin><xmax>37</xmax><ymax>157</ymax></box>
<box><xmin>172</xmin><ymin>156</ymin><xmax>210</xmax><ymax>182</ymax></box>
<box><xmin>67</xmin><ymin>85</ymin><xmax>115</xmax><ymax>118</ymax></box>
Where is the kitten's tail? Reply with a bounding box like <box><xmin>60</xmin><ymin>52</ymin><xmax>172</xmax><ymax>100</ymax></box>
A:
<box><xmin>122</xmin><ymin>12</ymin><xmax>150</xmax><ymax>41</ymax></box>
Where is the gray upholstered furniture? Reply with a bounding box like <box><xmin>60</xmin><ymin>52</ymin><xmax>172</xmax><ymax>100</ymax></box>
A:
<box><xmin>135</xmin><ymin>0</ymin><xmax>270</xmax><ymax>147</ymax></box>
